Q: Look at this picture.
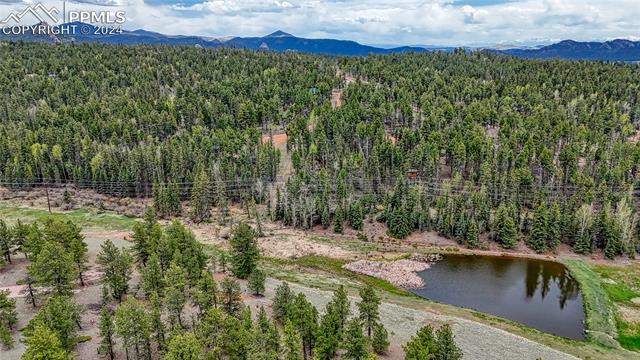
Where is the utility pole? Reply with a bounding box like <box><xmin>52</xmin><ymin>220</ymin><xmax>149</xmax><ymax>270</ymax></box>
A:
<box><xmin>45</xmin><ymin>182</ymin><xmax>51</xmax><ymax>213</ymax></box>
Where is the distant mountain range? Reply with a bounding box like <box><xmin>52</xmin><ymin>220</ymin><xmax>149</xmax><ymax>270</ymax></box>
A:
<box><xmin>1</xmin><ymin>22</ymin><xmax>639</xmax><ymax>61</ymax></box>
<box><xmin>501</xmin><ymin>39</ymin><xmax>640</xmax><ymax>62</ymax></box>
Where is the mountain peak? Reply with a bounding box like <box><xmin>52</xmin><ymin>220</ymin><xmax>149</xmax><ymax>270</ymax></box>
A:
<box><xmin>265</xmin><ymin>30</ymin><xmax>293</xmax><ymax>38</ymax></box>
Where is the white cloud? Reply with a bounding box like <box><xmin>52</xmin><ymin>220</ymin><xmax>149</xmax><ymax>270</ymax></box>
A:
<box><xmin>1</xmin><ymin>0</ymin><xmax>639</xmax><ymax>46</ymax></box>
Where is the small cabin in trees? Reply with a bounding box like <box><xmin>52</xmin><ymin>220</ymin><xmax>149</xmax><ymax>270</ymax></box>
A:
<box><xmin>407</xmin><ymin>168</ymin><xmax>418</xmax><ymax>178</ymax></box>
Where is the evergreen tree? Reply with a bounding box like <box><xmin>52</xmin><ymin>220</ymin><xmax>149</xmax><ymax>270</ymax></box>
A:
<box><xmin>149</xmin><ymin>292</ymin><xmax>166</xmax><ymax>352</ymax></box>
<box><xmin>350</xmin><ymin>201</ymin><xmax>364</xmax><ymax>231</ymax></box>
<box><xmin>28</xmin><ymin>242</ymin><xmax>77</xmax><ymax>296</ymax></box>
<box><xmin>165</xmin><ymin>262</ymin><xmax>187</xmax><ymax>327</ymax></box>
<box><xmin>357</xmin><ymin>285</ymin><xmax>380</xmax><ymax>338</ymax></box>
<box><xmin>220</xmin><ymin>277</ymin><xmax>242</xmax><ymax>316</ymax></box>
<box><xmin>289</xmin><ymin>293</ymin><xmax>318</xmax><ymax>359</ymax></box>
<box><xmin>389</xmin><ymin>206</ymin><xmax>411</xmax><ymax>239</ymax></box>
<box><xmin>334</xmin><ymin>206</ymin><xmax>344</xmax><ymax>234</ymax></box>
<box><xmin>0</xmin><ymin>219</ymin><xmax>13</xmax><ymax>264</ymax></box>
<box><xmin>314</xmin><ymin>311</ymin><xmax>340</xmax><ymax>360</ymax></box>
<box><xmin>344</xmin><ymin>318</ymin><xmax>368</xmax><ymax>360</ymax></box>
<box><xmin>191</xmin><ymin>270</ymin><xmax>218</xmax><ymax>316</ymax></box>
<box><xmin>280</xmin><ymin>320</ymin><xmax>303</xmax><ymax>360</ymax></box>
<box><xmin>529</xmin><ymin>203</ymin><xmax>548</xmax><ymax>253</ymax></box>
<box><xmin>164</xmin><ymin>332</ymin><xmax>204</xmax><ymax>360</ymax></box>
<box><xmin>435</xmin><ymin>324</ymin><xmax>463</xmax><ymax>360</ymax></box>
<box><xmin>273</xmin><ymin>282</ymin><xmax>294</xmax><ymax>323</ymax></box>
<box><xmin>248</xmin><ymin>268</ymin><xmax>266</xmax><ymax>296</ymax></box>
<box><xmin>97</xmin><ymin>306</ymin><xmax>115</xmax><ymax>360</ymax></box>
<box><xmin>43</xmin><ymin>220</ymin><xmax>88</xmax><ymax>286</ymax></box>
<box><xmin>11</xmin><ymin>219</ymin><xmax>30</xmax><ymax>259</ymax></box>
<box><xmin>229</xmin><ymin>223</ymin><xmax>259</xmax><ymax>279</ymax></box>
<box><xmin>464</xmin><ymin>217</ymin><xmax>479</xmax><ymax>248</ymax></box>
<box><xmin>547</xmin><ymin>201</ymin><xmax>562</xmax><ymax>252</ymax></box>
<box><xmin>131</xmin><ymin>207</ymin><xmax>162</xmax><ymax>266</ymax></box>
<box><xmin>114</xmin><ymin>297</ymin><xmax>152</xmax><ymax>360</ymax></box>
<box><xmin>97</xmin><ymin>239</ymin><xmax>133</xmax><ymax>302</ymax></box>
<box><xmin>371</xmin><ymin>322</ymin><xmax>389</xmax><ymax>355</ymax></box>
<box><xmin>495</xmin><ymin>203</ymin><xmax>517</xmax><ymax>249</ymax></box>
<box><xmin>326</xmin><ymin>285</ymin><xmax>350</xmax><ymax>336</ymax></box>
<box><xmin>22</xmin><ymin>325</ymin><xmax>71</xmax><ymax>360</ymax></box>
<box><xmin>403</xmin><ymin>325</ymin><xmax>437</xmax><ymax>360</ymax></box>
<box><xmin>24</xmin><ymin>296</ymin><xmax>84</xmax><ymax>350</ymax></box>
<box><xmin>140</xmin><ymin>253</ymin><xmax>165</xmax><ymax>298</ymax></box>
<box><xmin>604</xmin><ymin>217</ymin><xmax>623</xmax><ymax>259</ymax></box>
<box><xmin>190</xmin><ymin>168</ymin><xmax>212</xmax><ymax>223</ymax></box>
<box><xmin>0</xmin><ymin>289</ymin><xmax>17</xmax><ymax>349</ymax></box>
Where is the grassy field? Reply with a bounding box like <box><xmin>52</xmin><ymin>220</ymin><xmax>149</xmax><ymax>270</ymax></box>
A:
<box><xmin>591</xmin><ymin>263</ymin><xmax>640</xmax><ymax>351</ymax></box>
<box><xmin>0</xmin><ymin>202</ymin><xmax>137</xmax><ymax>230</ymax></box>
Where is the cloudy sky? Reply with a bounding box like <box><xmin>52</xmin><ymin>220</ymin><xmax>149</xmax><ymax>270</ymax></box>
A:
<box><xmin>1</xmin><ymin>0</ymin><xmax>639</xmax><ymax>46</ymax></box>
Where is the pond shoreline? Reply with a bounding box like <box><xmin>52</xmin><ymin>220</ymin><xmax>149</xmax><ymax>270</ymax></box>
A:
<box><xmin>342</xmin><ymin>256</ymin><xmax>438</xmax><ymax>288</ymax></box>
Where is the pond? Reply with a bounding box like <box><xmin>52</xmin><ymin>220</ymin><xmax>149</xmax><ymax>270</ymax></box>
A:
<box><xmin>410</xmin><ymin>254</ymin><xmax>585</xmax><ymax>339</ymax></box>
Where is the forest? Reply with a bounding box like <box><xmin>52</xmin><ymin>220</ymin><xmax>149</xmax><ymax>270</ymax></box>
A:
<box><xmin>1</xmin><ymin>42</ymin><xmax>640</xmax><ymax>259</ymax></box>
<box><xmin>0</xmin><ymin>212</ymin><xmax>463</xmax><ymax>359</ymax></box>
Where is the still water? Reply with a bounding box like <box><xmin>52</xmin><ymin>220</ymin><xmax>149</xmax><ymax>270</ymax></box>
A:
<box><xmin>410</xmin><ymin>254</ymin><xmax>585</xmax><ymax>339</ymax></box>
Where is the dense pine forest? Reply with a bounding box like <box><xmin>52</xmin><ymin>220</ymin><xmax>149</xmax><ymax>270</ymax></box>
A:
<box><xmin>1</xmin><ymin>42</ymin><xmax>640</xmax><ymax>258</ymax></box>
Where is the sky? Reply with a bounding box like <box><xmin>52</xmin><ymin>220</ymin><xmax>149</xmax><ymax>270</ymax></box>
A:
<box><xmin>1</xmin><ymin>0</ymin><xmax>639</xmax><ymax>46</ymax></box>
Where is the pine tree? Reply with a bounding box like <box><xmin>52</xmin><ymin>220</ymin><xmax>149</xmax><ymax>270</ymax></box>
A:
<box><xmin>22</xmin><ymin>325</ymin><xmax>71</xmax><ymax>360</ymax></box>
<box><xmin>435</xmin><ymin>324</ymin><xmax>463</xmax><ymax>360</ymax></box>
<box><xmin>280</xmin><ymin>320</ymin><xmax>303</xmax><ymax>360</ymax></box>
<box><xmin>140</xmin><ymin>253</ymin><xmax>165</xmax><ymax>298</ymax></box>
<box><xmin>167</xmin><ymin>180</ymin><xmax>182</xmax><ymax>217</ymax></box>
<box><xmin>403</xmin><ymin>325</ymin><xmax>437</xmax><ymax>360</ymax></box>
<box><xmin>191</xmin><ymin>270</ymin><xmax>218</xmax><ymax>316</ymax></box>
<box><xmin>604</xmin><ymin>217</ymin><xmax>623</xmax><ymax>259</ymax></box>
<box><xmin>0</xmin><ymin>290</ymin><xmax>17</xmax><ymax>349</ymax></box>
<box><xmin>273</xmin><ymin>282</ymin><xmax>294</xmax><ymax>323</ymax></box>
<box><xmin>495</xmin><ymin>203</ymin><xmax>517</xmax><ymax>249</ymax></box>
<box><xmin>371</xmin><ymin>322</ymin><xmax>389</xmax><ymax>355</ymax></box>
<box><xmin>529</xmin><ymin>203</ymin><xmax>548</xmax><ymax>253</ymax></box>
<box><xmin>229</xmin><ymin>223</ymin><xmax>259</xmax><ymax>279</ymax></box>
<box><xmin>357</xmin><ymin>285</ymin><xmax>380</xmax><ymax>338</ymax></box>
<box><xmin>547</xmin><ymin>201</ymin><xmax>561</xmax><ymax>252</ymax></box>
<box><xmin>97</xmin><ymin>239</ymin><xmax>133</xmax><ymax>302</ymax></box>
<box><xmin>131</xmin><ymin>207</ymin><xmax>162</xmax><ymax>266</ymax></box>
<box><xmin>24</xmin><ymin>296</ymin><xmax>84</xmax><ymax>350</ymax></box>
<box><xmin>220</xmin><ymin>277</ymin><xmax>242</xmax><ymax>316</ymax></box>
<box><xmin>28</xmin><ymin>242</ymin><xmax>77</xmax><ymax>296</ymax></box>
<box><xmin>165</xmin><ymin>262</ymin><xmax>187</xmax><ymax>328</ymax></box>
<box><xmin>334</xmin><ymin>206</ymin><xmax>344</xmax><ymax>234</ymax></box>
<box><xmin>289</xmin><ymin>293</ymin><xmax>318</xmax><ymax>359</ymax></box>
<box><xmin>97</xmin><ymin>306</ymin><xmax>115</xmax><ymax>360</ymax></box>
<box><xmin>389</xmin><ymin>206</ymin><xmax>411</xmax><ymax>239</ymax></box>
<box><xmin>149</xmin><ymin>292</ymin><xmax>166</xmax><ymax>352</ymax></box>
<box><xmin>114</xmin><ymin>297</ymin><xmax>152</xmax><ymax>360</ymax></box>
<box><xmin>326</xmin><ymin>285</ymin><xmax>350</xmax><ymax>335</ymax></box>
<box><xmin>0</xmin><ymin>219</ymin><xmax>13</xmax><ymax>264</ymax></box>
<box><xmin>314</xmin><ymin>311</ymin><xmax>340</xmax><ymax>360</ymax></box>
<box><xmin>344</xmin><ymin>318</ymin><xmax>368</xmax><ymax>360</ymax></box>
<box><xmin>190</xmin><ymin>168</ymin><xmax>212</xmax><ymax>223</ymax></box>
<box><xmin>43</xmin><ymin>220</ymin><xmax>88</xmax><ymax>287</ymax></box>
<box><xmin>248</xmin><ymin>268</ymin><xmax>266</xmax><ymax>296</ymax></box>
<box><xmin>350</xmin><ymin>201</ymin><xmax>364</xmax><ymax>231</ymax></box>
<box><xmin>164</xmin><ymin>332</ymin><xmax>204</xmax><ymax>360</ymax></box>
<box><xmin>464</xmin><ymin>217</ymin><xmax>479</xmax><ymax>248</ymax></box>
